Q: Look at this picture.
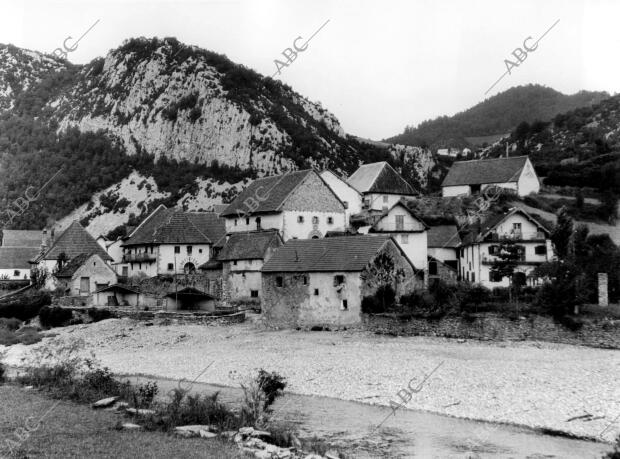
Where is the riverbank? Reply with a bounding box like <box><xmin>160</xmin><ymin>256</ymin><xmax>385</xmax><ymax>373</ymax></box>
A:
<box><xmin>2</xmin><ymin>318</ymin><xmax>620</xmax><ymax>444</ymax></box>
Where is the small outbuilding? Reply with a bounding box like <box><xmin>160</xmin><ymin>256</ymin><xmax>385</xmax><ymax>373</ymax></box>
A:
<box><xmin>92</xmin><ymin>284</ymin><xmax>162</xmax><ymax>309</ymax></box>
<box><xmin>165</xmin><ymin>287</ymin><xmax>216</xmax><ymax>312</ymax></box>
<box><xmin>55</xmin><ymin>253</ymin><xmax>117</xmax><ymax>296</ymax></box>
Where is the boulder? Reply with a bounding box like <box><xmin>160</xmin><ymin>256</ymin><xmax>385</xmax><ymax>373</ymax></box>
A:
<box><xmin>250</xmin><ymin>429</ymin><xmax>272</xmax><ymax>439</ymax></box>
<box><xmin>92</xmin><ymin>396</ymin><xmax>119</xmax><ymax>409</ymax></box>
<box><xmin>121</xmin><ymin>423</ymin><xmax>142</xmax><ymax>430</ymax></box>
<box><xmin>126</xmin><ymin>408</ymin><xmax>155</xmax><ymax>416</ymax></box>
<box><xmin>239</xmin><ymin>426</ymin><xmax>255</xmax><ymax>436</ymax></box>
<box><xmin>175</xmin><ymin>425</ymin><xmax>218</xmax><ymax>438</ymax></box>
<box><xmin>325</xmin><ymin>450</ymin><xmax>340</xmax><ymax>459</ymax></box>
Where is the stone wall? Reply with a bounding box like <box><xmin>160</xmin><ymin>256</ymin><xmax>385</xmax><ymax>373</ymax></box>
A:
<box><xmin>362</xmin><ymin>313</ymin><xmax>620</xmax><ymax>349</ymax></box>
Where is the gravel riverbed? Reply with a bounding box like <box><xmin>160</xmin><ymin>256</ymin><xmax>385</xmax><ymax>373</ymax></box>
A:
<box><xmin>3</xmin><ymin>318</ymin><xmax>620</xmax><ymax>443</ymax></box>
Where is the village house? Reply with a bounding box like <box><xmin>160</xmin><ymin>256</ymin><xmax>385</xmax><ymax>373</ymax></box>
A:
<box><xmin>120</xmin><ymin>205</ymin><xmax>226</xmax><ymax>277</ymax></box>
<box><xmin>261</xmin><ymin>235</ymin><xmax>421</xmax><ymax>328</ymax></box>
<box><xmin>0</xmin><ymin>230</ymin><xmax>42</xmax><ymax>282</ymax></box>
<box><xmin>427</xmin><ymin>225</ymin><xmax>460</xmax><ymax>284</ymax></box>
<box><xmin>351</xmin><ymin>200</ymin><xmax>428</xmax><ymax>276</ymax></box>
<box><xmin>441</xmin><ymin>156</ymin><xmax>540</xmax><ymax>197</ymax></box>
<box><xmin>319</xmin><ymin>169</ymin><xmax>363</xmax><ymax>226</ymax></box>
<box><xmin>96</xmin><ymin>235</ymin><xmax>125</xmax><ymax>265</ymax></box>
<box><xmin>207</xmin><ymin>229</ymin><xmax>283</xmax><ymax>301</ymax></box>
<box><xmin>458</xmin><ymin>207</ymin><xmax>553</xmax><ymax>288</ymax></box>
<box><xmin>54</xmin><ymin>253</ymin><xmax>117</xmax><ymax>296</ymax></box>
<box><xmin>346</xmin><ymin>161</ymin><xmax>418</xmax><ymax>211</ymax></box>
<box><xmin>220</xmin><ymin>170</ymin><xmax>347</xmax><ymax>241</ymax></box>
<box><xmin>31</xmin><ymin>221</ymin><xmax>114</xmax><ymax>289</ymax></box>
<box><xmin>92</xmin><ymin>284</ymin><xmax>161</xmax><ymax>309</ymax></box>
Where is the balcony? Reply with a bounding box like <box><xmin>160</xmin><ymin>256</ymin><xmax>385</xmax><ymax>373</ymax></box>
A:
<box><xmin>123</xmin><ymin>252</ymin><xmax>156</xmax><ymax>263</ymax></box>
<box><xmin>483</xmin><ymin>231</ymin><xmax>546</xmax><ymax>242</ymax></box>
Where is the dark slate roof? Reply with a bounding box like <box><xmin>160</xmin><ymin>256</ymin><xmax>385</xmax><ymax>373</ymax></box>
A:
<box><xmin>347</xmin><ymin>162</ymin><xmax>417</xmax><ymax>195</ymax></box>
<box><xmin>165</xmin><ymin>286</ymin><xmax>214</xmax><ymax>299</ymax></box>
<box><xmin>0</xmin><ymin>247</ymin><xmax>40</xmax><ymax>269</ymax></box>
<box><xmin>441</xmin><ymin>156</ymin><xmax>529</xmax><ymax>187</ymax></box>
<box><xmin>262</xmin><ymin>235</ymin><xmax>393</xmax><ymax>272</ymax></box>
<box><xmin>198</xmin><ymin>259</ymin><xmax>223</xmax><ymax>270</ymax></box>
<box><xmin>217</xmin><ymin>230</ymin><xmax>282</xmax><ymax>261</ymax></box>
<box><xmin>38</xmin><ymin>222</ymin><xmax>113</xmax><ymax>262</ymax></box>
<box><xmin>1</xmin><ymin>230</ymin><xmax>41</xmax><ymax>248</ymax></box>
<box><xmin>464</xmin><ymin>207</ymin><xmax>551</xmax><ymax>244</ymax></box>
<box><xmin>55</xmin><ymin>253</ymin><xmax>92</xmax><ymax>278</ymax></box>
<box><xmin>220</xmin><ymin>170</ymin><xmax>313</xmax><ymax>217</ymax></box>
<box><xmin>187</xmin><ymin>212</ymin><xmax>227</xmax><ymax>248</ymax></box>
<box><xmin>124</xmin><ymin>207</ymin><xmax>212</xmax><ymax>246</ymax></box>
<box><xmin>427</xmin><ymin>225</ymin><xmax>460</xmax><ymax>248</ymax></box>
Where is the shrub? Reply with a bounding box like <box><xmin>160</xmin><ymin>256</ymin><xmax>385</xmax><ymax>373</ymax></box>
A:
<box><xmin>556</xmin><ymin>315</ymin><xmax>585</xmax><ymax>332</ymax></box>
<box><xmin>602</xmin><ymin>435</ymin><xmax>620</xmax><ymax>459</ymax></box>
<box><xmin>0</xmin><ymin>291</ymin><xmax>51</xmax><ymax>321</ymax></box>
<box><xmin>0</xmin><ymin>326</ymin><xmax>44</xmax><ymax>346</ymax></box>
<box><xmin>39</xmin><ymin>306</ymin><xmax>74</xmax><ymax>329</ymax></box>
<box><xmin>361</xmin><ymin>295</ymin><xmax>383</xmax><ymax>314</ymax></box>
<box><xmin>88</xmin><ymin>308</ymin><xmax>113</xmax><ymax>322</ymax></box>
<box><xmin>458</xmin><ymin>284</ymin><xmax>491</xmax><ymax>311</ymax></box>
<box><xmin>0</xmin><ymin>362</ymin><xmax>4</xmax><ymax>383</ymax></box>
<box><xmin>257</xmin><ymin>369</ymin><xmax>287</xmax><ymax>408</ymax></box>
<box><xmin>0</xmin><ymin>317</ymin><xmax>22</xmax><ymax>331</ymax></box>
<box><xmin>399</xmin><ymin>291</ymin><xmax>435</xmax><ymax>311</ymax></box>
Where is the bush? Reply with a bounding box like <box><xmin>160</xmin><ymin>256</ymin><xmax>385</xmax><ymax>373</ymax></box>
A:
<box><xmin>257</xmin><ymin>369</ymin><xmax>287</xmax><ymax>408</ymax></box>
<box><xmin>0</xmin><ymin>362</ymin><xmax>4</xmax><ymax>383</ymax></box>
<box><xmin>88</xmin><ymin>308</ymin><xmax>113</xmax><ymax>322</ymax></box>
<box><xmin>458</xmin><ymin>284</ymin><xmax>491</xmax><ymax>311</ymax></box>
<box><xmin>602</xmin><ymin>435</ymin><xmax>620</xmax><ymax>459</ymax></box>
<box><xmin>399</xmin><ymin>291</ymin><xmax>435</xmax><ymax>311</ymax></box>
<box><xmin>0</xmin><ymin>317</ymin><xmax>22</xmax><ymax>331</ymax></box>
<box><xmin>0</xmin><ymin>291</ymin><xmax>51</xmax><ymax>321</ymax></box>
<box><xmin>0</xmin><ymin>326</ymin><xmax>44</xmax><ymax>346</ymax></box>
<box><xmin>361</xmin><ymin>295</ymin><xmax>383</xmax><ymax>314</ymax></box>
<box><xmin>556</xmin><ymin>315</ymin><xmax>585</xmax><ymax>332</ymax></box>
<box><xmin>39</xmin><ymin>306</ymin><xmax>74</xmax><ymax>329</ymax></box>
<box><xmin>361</xmin><ymin>285</ymin><xmax>396</xmax><ymax>314</ymax></box>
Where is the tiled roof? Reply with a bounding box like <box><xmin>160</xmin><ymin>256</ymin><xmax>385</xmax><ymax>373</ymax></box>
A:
<box><xmin>347</xmin><ymin>162</ymin><xmax>417</xmax><ymax>195</ymax></box>
<box><xmin>124</xmin><ymin>207</ymin><xmax>212</xmax><ymax>246</ymax></box>
<box><xmin>0</xmin><ymin>247</ymin><xmax>40</xmax><ymax>269</ymax></box>
<box><xmin>262</xmin><ymin>235</ymin><xmax>393</xmax><ymax>272</ymax></box>
<box><xmin>218</xmin><ymin>230</ymin><xmax>282</xmax><ymax>261</ymax></box>
<box><xmin>55</xmin><ymin>253</ymin><xmax>92</xmax><ymax>278</ymax></box>
<box><xmin>463</xmin><ymin>207</ymin><xmax>551</xmax><ymax>244</ymax></box>
<box><xmin>441</xmin><ymin>156</ymin><xmax>529</xmax><ymax>187</ymax></box>
<box><xmin>187</xmin><ymin>212</ymin><xmax>226</xmax><ymax>247</ymax></box>
<box><xmin>427</xmin><ymin>225</ymin><xmax>460</xmax><ymax>248</ymax></box>
<box><xmin>220</xmin><ymin>170</ymin><xmax>313</xmax><ymax>217</ymax></box>
<box><xmin>38</xmin><ymin>222</ymin><xmax>112</xmax><ymax>262</ymax></box>
<box><xmin>1</xmin><ymin>230</ymin><xmax>41</xmax><ymax>248</ymax></box>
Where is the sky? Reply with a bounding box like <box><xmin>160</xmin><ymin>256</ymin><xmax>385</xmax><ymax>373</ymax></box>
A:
<box><xmin>1</xmin><ymin>0</ymin><xmax>619</xmax><ymax>140</ymax></box>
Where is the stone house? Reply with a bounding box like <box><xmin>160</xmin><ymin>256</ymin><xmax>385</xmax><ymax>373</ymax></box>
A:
<box><xmin>261</xmin><ymin>235</ymin><xmax>420</xmax><ymax>328</ymax></box>
<box><xmin>55</xmin><ymin>253</ymin><xmax>118</xmax><ymax>296</ymax></box>
<box><xmin>31</xmin><ymin>221</ymin><xmax>114</xmax><ymax>289</ymax></box>
<box><xmin>319</xmin><ymin>169</ymin><xmax>363</xmax><ymax>227</ymax></box>
<box><xmin>441</xmin><ymin>156</ymin><xmax>540</xmax><ymax>197</ymax></box>
<box><xmin>120</xmin><ymin>205</ymin><xmax>226</xmax><ymax>277</ymax></box>
<box><xmin>220</xmin><ymin>170</ymin><xmax>347</xmax><ymax>241</ymax></box>
<box><xmin>346</xmin><ymin>161</ymin><xmax>418</xmax><ymax>211</ymax></box>
<box><xmin>459</xmin><ymin>207</ymin><xmax>553</xmax><ymax>288</ymax></box>
<box><xmin>215</xmin><ymin>229</ymin><xmax>283</xmax><ymax>301</ymax></box>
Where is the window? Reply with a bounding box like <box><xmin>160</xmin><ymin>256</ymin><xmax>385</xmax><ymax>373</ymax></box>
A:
<box><xmin>139</xmin><ymin>263</ymin><xmax>142</xmax><ymax>270</ymax></box>
<box><xmin>342</xmin><ymin>300</ymin><xmax>348</xmax><ymax>310</ymax></box>
<box><xmin>400</xmin><ymin>234</ymin><xmax>408</xmax><ymax>244</ymax></box>
<box><xmin>250</xmin><ymin>290</ymin><xmax>259</xmax><ymax>298</ymax></box>
<box><xmin>174</xmin><ymin>246</ymin><xmax>180</xmax><ymax>254</ymax></box>
<box><xmin>535</xmin><ymin>245</ymin><xmax>546</xmax><ymax>255</ymax></box>
<box><xmin>302</xmin><ymin>275</ymin><xmax>308</xmax><ymax>285</ymax></box>
<box><xmin>234</xmin><ymin>219</ymin><xmax>238</xmax><ymax>226</ymax></box>
<box><xmin>276</xmin><ymin>276</ymin><xmax>283</xmax><ymax>287</ymax></box>
<box><xmin>516</xmin><ymin>245</ymin><xmax>526</xmax><ymax>261</ymax></box>
<box><xmin>343</xmin><ymin>201</ymin><xmax>348</xmax><ymax>209</ymax></box>
<box><xmin>233</xmin><ymin>260</ymin><xmax>237</xmax><ymax>266</ymax></box>
<box><xmin>187</xmin><ymin>246</ymin><xmax>192</xmax><ymax>254</ymax></box>
<box><xmin>199</xmin><ymin>249</ymin><xmax>203</xmax><ymax>254</ymax></box>
<box><xmin>395</xmin><ymin>215</ymin><xmax>404</xmax><ymax>230</ymax></box>
<box><xmin>489</xmin><ymin>245</ymin><xmax>498</xmax><ymax>255</ymax></box>
<box><xmin>314</xmin><ymin>288</ymin><xmax>319</xmax><ymax>296</ymax></box>
<box><xmin>327</xmin><ymin>217</ymin><xmax>333</xmax><ymax>224</ymax></box>
<box><xmin>256</xmin><ymin>217</ymin><xmax>262</xmax><ymax>229</ymax></box>
<box><xmin>383</xmin><ymin>195</ymin><xmax>388</xmax><ymax>203</ymax></box>
<box><xmin>167</xmin><ymin>263</ymin><xmax>174</xmax><ymax>270</ymax></box>
<box><xmin>334</xmin><ymin>275</ymin><xmax>344</xmax><ymax>286</ymax></box>
<box><xmin>13</xmin><ymin>270</ymin><xmax>20</xmax><ymax>277</ymax></box>
<box><xmin>312</xmin><ymin>216</ymin><xmax>319</xmax><ymax>224</ymax></box>
<box><xmin>513</xmin><ymin>223</ymin><xmax>522</xmax><ymax>231</ymax></box>
<box><xmin>429</xmin><ymin>261</ymin><xmax>438</xmax><ymax>276</ymax></box>
<box><xmin>297</xmin><ymin>215</ymin><xmax>304</xmax><ymax>223</ymax></box>
<box><xmin>471</xmin><ymin>272</ymin><xmax>475</xmax><ymax>282</ymax></box>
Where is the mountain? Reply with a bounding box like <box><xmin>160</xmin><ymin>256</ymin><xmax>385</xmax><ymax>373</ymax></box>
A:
<box><xmin>387</xmin><ymin>85</ymin><xmax>609</xmax><ymax>148</ymax></box>
<box><xmin>0</xmin><ymin>38</ymin><xmax>436</xmax><ymax>237</ymax></box>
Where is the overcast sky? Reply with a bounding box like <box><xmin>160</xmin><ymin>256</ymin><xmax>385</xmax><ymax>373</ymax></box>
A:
<box><xmin>2</xmin><ymin>0</ymin><xmax>619</xmax><ymax>140</ymax></box>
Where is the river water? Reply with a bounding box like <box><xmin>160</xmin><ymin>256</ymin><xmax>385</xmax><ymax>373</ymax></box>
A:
<box><xmin>124</xmin><ymin>374</ymin><xmax>611</xmax><ymax>459</ymax></box>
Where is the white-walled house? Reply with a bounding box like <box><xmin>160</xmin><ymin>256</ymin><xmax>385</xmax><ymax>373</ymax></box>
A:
<box><xmin>31</xmin><ymin>221</ymin><xmax>114</xmax><ymax>289</ymax></box>
<box><xmin>220</xmin><ymin>170</ymin><xmax>346</xmax><ymax>241</ymax></box>
<box><xmin>458</xmin><ymin>207</ymin><xmax>553</xmax><ymax>288</ymax></box>
<box><xmin>364</xmin><ymin>201</ymin><xmax>428</xmax><ymax>275</ymax></box>
<box><xmin>120</xmin><ymin>206</ymin><xmax>226</xmax><ymax>277</ymax></box>
<box><xmin>319</xmin><ymin>169</ymin><xmax>363</xmax><ymax>227</ymax></box>
<box><xmin>346</xmin><ymin>162</ymin><xmax>418</xmax><ymax>211</ymax></box>
<box><xmin>441</xmin><ymin>156</ymin><xmax>540</xmax><ymax>197</ymax></box>
<box><xmin>0</xmin><ymin>230</ymin><xmax>43</xmax><ymax>281</ymax></box>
